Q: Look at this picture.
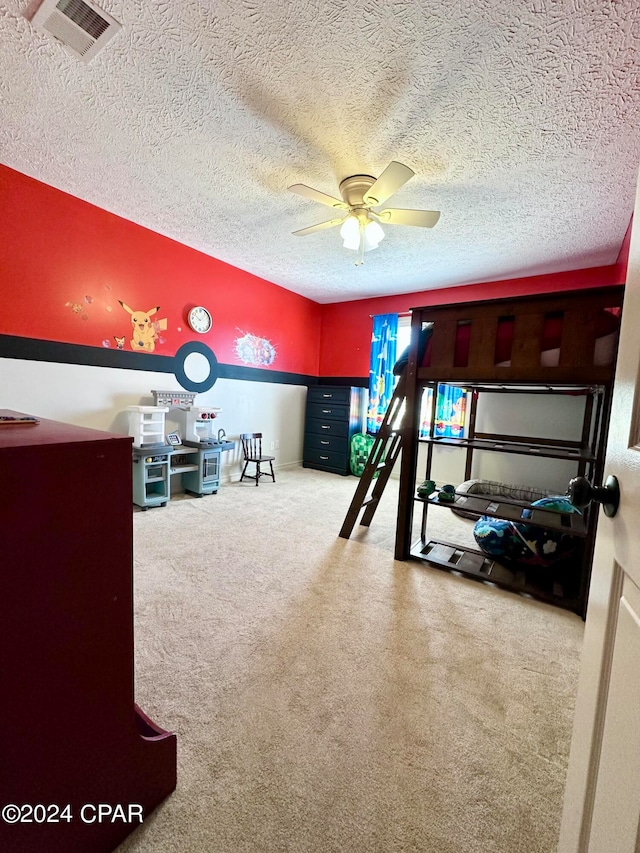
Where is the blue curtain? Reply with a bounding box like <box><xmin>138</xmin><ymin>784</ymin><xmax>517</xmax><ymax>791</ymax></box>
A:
<box><xmin>419</xmin><ymin>385</ymin><xmax>468</xmax><ymax>439</ymax></box>
<box><xmin>433</xmin><ymin>384</ymin><xmax>467</xmax><ymax>438</ymax></box>
<box><xmin>367</xmin><ymin>314</ymin><xmax>398</xmax><ymax>433</ymax></box>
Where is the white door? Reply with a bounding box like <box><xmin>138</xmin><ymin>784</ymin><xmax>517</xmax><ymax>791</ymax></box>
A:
<box><xmin>557</xmin><ymin>176</ymin><xmax>640</xmax><ymax>849</ymax></box>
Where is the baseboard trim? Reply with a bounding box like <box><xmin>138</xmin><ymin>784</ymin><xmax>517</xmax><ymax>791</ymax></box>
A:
<box><xmin>221</xmin><ymin>459</ymin><xmax>302</xmax><ymax>484</ymax></box>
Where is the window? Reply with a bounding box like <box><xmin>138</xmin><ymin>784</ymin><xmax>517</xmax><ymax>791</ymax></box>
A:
<box><xmin>396</xmin><ymin>313</ymin><xmax>412</xmax><ymax>356</ymax></box>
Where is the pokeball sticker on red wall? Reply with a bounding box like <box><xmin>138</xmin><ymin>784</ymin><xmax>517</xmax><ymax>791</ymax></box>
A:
<box><xmin>234</xmin><ymin>331</ymin><xmax>276</xmax><ymax>366</ymax></box>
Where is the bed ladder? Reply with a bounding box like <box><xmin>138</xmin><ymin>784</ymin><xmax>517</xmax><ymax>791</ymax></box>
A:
<box><xmin>339</xmin><ymin>372</ymin><xmax>406</xmax><ymax>539</ymax></box>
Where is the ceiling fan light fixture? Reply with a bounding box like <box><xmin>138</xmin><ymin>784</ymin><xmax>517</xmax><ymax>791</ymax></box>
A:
<box><xmin>340</xmin><ymin>212</ymin><xmax>385</xmax><ymax>254</ymax></box>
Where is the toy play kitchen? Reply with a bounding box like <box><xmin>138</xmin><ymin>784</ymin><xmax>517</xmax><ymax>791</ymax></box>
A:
<box><xmin>126</xmin><ymin>394</ymin><xmax>235</xmax><ymax>508</ymax></box>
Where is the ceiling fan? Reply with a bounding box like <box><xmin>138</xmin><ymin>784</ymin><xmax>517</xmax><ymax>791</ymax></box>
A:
<box><xmin>288</xmin><ymin>161</ymin><xmax>440</xmax><ymax>265</ymax></box>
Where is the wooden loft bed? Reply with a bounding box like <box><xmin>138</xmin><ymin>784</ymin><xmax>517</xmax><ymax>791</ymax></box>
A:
<box><xmin>395</xmin><ymin>284</ymin><xmax>625</xmax><ymax>616</ymax></box>
<box><xmin>408</xmin><ymin>285</ymin><xmax>624</xmax><ymax>385</ymax></box>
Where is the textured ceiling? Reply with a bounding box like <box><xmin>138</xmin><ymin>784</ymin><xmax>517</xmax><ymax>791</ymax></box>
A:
<box><xmin>1</xmin><ymin>0</ymin><xmax>640</xmax><ymax>303</ymax></box>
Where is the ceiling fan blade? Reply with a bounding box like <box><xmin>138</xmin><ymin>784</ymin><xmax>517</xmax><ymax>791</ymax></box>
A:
<box><xmin>292</xmin><ymin>217</ymin><xmax>346</xmax><ymax>237</ymax></box>
<box><xmin>363</xmin><ymin>161</ymin><xmax>415</xmax><ymax>206</ymax></box>
<box><xmin>376</xmin><ymin>208</ymin><xmax>441</xmax><ymax>228</ymax></box>
<box><xmin>288</xmin><ymin>184</ymin><xmax>348</xmax><ymax>210</ymax></box>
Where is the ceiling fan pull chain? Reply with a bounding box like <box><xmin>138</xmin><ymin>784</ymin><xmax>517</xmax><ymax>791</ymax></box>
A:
<box><xmin>356</xmin><ymin>224</ymin><xmax>365</xmax><ymax>266</ymax></box>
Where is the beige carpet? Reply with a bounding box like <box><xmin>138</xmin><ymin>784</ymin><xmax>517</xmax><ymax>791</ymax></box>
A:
<box><xmin>118</xmin><ymin>466</ymin><xmax>583</xmax><ymax>853</ymax></box>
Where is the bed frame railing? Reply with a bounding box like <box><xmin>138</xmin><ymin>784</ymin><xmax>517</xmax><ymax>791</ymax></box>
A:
<box><xmin>413</xmin><ymin>285</ymin><xmax>624</xmax><ymax>385</ymax></box>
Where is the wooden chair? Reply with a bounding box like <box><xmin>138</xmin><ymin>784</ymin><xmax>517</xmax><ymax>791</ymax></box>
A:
<box><xmin>240</xmin><ymin>433</ymin><xmax>276</xmax><ymax>486</ymax></box>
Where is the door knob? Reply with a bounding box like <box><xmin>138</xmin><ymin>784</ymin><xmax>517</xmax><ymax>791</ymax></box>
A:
<box><xmin>567</xmin><ymin>475</ymin><xmax>620</xmax><ymax>518</ymax></box>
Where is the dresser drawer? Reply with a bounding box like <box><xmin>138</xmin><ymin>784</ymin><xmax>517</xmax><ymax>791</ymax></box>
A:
<box><xmin>304</xmin><ymin>432</ymin><xmax>347</xmax><ymax>453</ymax></box>
<box><xmin>305</xmin><ymin>417</ymin><xmax>349</xmax><ymax>438</ymax></box>
<box><xmin>306</xmin><ymin>401</ymin><xmax>350</xmax><ymax>421</ymax></box>
<box><xmin>307</xmin><ymin>386</ymin><xmax>351</xmax><ymax>404</ymax></box>
<box><xmin>303</xmin><ymin>447</ymin><xmax>348</xmax><ymax>472</ymax></box>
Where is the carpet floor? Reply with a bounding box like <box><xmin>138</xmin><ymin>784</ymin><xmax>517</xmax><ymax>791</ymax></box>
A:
<box><xmin>117</xmin><ymin>465</ymin><xmax>583</xmax><ymax>853</ymax></box>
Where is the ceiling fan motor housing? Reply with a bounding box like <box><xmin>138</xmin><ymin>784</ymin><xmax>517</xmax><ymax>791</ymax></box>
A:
<box><xmin>338</xmin><ymin>175</ymin><xmax>377</xmax><ymax>207</ymax></box>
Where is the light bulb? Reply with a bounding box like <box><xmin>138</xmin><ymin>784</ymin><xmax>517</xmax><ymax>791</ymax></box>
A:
<box><xmin>340</xmin><ymin>215</ymin><xmax>360</xmax><ymax>250</ymax></box>
<box><xmin>363</xmin><ymin>220</ymin><xmax>385</xmax><ymax>250</ymax></box>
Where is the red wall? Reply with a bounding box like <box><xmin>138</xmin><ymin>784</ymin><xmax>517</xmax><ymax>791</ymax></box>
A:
<box><xmin>0</xmin><ymin>165</ymin><xmax>321</xmax><ymax>376</ymax></box>
<box><xmin>319</xmin><ymin>264</ymin><xmax>627</xmax><ymax>378</ymax></box>
<box><xmin>1</xmin><ymin>165</ymin><xmax>631</xmax><ymax>382</ymax></box>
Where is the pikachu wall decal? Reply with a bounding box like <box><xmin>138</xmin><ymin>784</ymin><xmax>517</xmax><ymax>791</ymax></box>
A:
<box><xmin>119</xmin><ymin>302</ymin><xmax>168</xmax><ymax>352</ymax></box>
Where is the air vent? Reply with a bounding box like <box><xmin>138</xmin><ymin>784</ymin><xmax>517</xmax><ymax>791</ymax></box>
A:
<box><xmin>28</xmin><ymin>0</ymin><xmax>122</xmax><ymax>62</ymax></box>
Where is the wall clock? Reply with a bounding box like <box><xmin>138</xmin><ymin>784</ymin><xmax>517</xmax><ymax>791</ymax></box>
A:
<box><xmin>187</xmin><ymin>306</ymin><xmax>212</xmax><ymax>334</ymax></box>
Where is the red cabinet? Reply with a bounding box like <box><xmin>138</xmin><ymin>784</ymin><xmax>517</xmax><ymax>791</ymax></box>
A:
<box><xmin>0</xmin><ymin>411</ymin><xmax>177</xmax><ymax>852</ymax></box>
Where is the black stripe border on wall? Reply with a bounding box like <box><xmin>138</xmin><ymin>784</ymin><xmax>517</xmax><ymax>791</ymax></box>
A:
<box><xmin>0</xmin><ymin>335</ymin><xmax>367</xmax><ymax>389</ymax></box>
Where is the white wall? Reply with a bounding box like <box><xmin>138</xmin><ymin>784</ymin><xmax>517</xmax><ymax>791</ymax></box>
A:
<box><xmin>0</xmin><ymin>358</ymin><xmax>306</xmax><ymax>482</ymax></box>
<box><xmin>472</xmin><ymin>391</ymin><xmax>587</xmax><ymax>493</ymax></box>
<box><xmin>414</xmin><ymin>390</ymin><xmax>589</xmax><ymax>494</ymax></box>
